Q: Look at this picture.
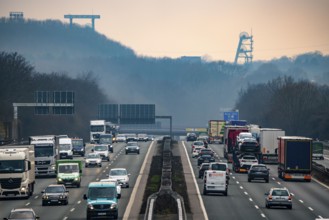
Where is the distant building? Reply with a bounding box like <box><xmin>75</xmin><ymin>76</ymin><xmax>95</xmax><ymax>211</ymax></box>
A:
<box><xmin>179</xmin><ymin>56</ymin><xmax>202</xmax><ymax>63</ymax></box>
<box><xmin>9</xmin><ymin>12</ymin><xmax>24</xmax><ymax>20</ymax></box>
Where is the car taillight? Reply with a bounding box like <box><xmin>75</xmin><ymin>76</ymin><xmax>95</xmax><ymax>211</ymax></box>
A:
<box><xmin>242</xmin><ymin>160</ymin><xmax>246</xmax><ymax>162</ymax></box>
<box><xmin>268</xmin><ymin>195</ymin><xmax>272</xmax><ymax>200</ymax></box>
<box><xmin>288</xmin><ymin>195</ymin><xmax>292</xmax><ymax>201</ymax></box>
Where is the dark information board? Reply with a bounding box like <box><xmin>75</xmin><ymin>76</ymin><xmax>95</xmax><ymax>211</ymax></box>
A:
<box><xmin>98</xmin><ymin>104</ymin><xmax>119</xmax><ymax>123</ymax></box>
<box><xmin>120</xmin><ymin>104</ymin><xmax>155</xmax><ymax>124</ymax></box>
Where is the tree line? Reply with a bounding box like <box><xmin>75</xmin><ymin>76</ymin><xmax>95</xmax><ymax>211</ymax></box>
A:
<box><xmin>235</xmin><ymin>76</ymin><xmax>329</xmax><ymax>139</ymax></box>
<box><xmin>0</xmin><ymin>51</ymin><xmax>110</xmax><ymax>141</ymax></box>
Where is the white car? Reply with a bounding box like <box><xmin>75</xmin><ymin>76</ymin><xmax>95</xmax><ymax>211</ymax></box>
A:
<box><xmin>85</xmin><ymin>153</ymin><xmax>102</xmax><ymax>167</ymax></box>
<box><xmin>107</xmin><ymin>168</ymin><xmax>130</xmax><ymax>188</ymax></box>
<box><xmin>192</xmin><ymin>146</ymin><xmax>204</xmax><ymax>158</ymax></box>
<box><xmin>93</xmin><ymin>145</ymin><xmax>110</xmax><ymax>161</ymax></box>
<box><xmin>115</xmin><ymin>134</ymin><xmax>127</xmax><ymax>143</ymax></box>
<box><xmin>99</xmin><ymin>178</ymin><xmax>122</xmax><ymax>198</ymax></box>
<box><xmin>237</xmin><ymin>132</ymin><xmax>253</xmax><ymax>143</ymax></box>
<box><xmin>239</xmin><ymin>154</ymin><xmax>258</xmax><ymax>169</ymax></box>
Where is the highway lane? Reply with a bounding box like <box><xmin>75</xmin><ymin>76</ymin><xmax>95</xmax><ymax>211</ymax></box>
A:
<box><xmin>0</xmin><ymin>141</ymin><xmax>152</xmax><ymax>220</ymax></box>
<box><xmin>184</xmin><ymin>141</ymin><xmax>329</xmax><ymax>220</ymax></box>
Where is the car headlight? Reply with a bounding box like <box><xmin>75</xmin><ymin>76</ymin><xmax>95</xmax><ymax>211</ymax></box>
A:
<box><xmin>74</xmin><ymin>177</ymin><xmax>79</xmax><ymax>181</ymax></box>
<box><xmin>110</xmin><ymin>203</ymin><xmax>118</xmax><ymax>210</ymax></box>
<box><xmin>42</xmin><ymin>195</ymin><xmax>48</xmax><ymax>199</ymax></box>
<box><xmin>87</xmin><ymin>204</ymin><xmax>94</xmax><ymax>210</ymax></box>
<box><xmin>125</xmin><ymin>147</ymin><xmax>128</xmax><ymax>150</ymax></box>
<box><xmin>81</xmin><ymin>149</ymin><xmax>84</xmax><ymax>151</ymax></box>
<box><xmin>58</xmin><ymin>178</ymin><xmax>62</xmax><ymax>182</ymax></box>
<box><xmin>51</xmin><ymin>165</ymin><xmax>56</xmax><ymax>170</ymax></box>
<box><xmin>20</xmin><ymin>187</ymin><xmax>27</xmax><ymax>192</ymax></box>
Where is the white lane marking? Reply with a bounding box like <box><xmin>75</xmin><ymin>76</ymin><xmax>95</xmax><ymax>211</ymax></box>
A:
<box><xmin>313</xmin><ymin>177</ymin><xmax>329</xmax><ymax>190</ymax></box>
<box><xmin>70</xmin><ymin>208</ymin><xmax>75</xmax><ymax>212</ymax></box>
<box><xmin>244</xmin><ymin>191</ymin><xmax>248</xmax><ymax>195</ymax></box>
<box><xmin>277</xmin><ymin>182</ymin><xmax>281</xmax><ymax>185</ymax></box>
<box><xmin>255</xmin><ymin>205</ymin><xmax>259</xmax><ymax>209</ymax></box>
<box><xmin>272</xmin><ymin>177</ymin><xmax>276</xmax><ymax>180</ymax></box>
<box><xmin>291</xmin><ymin>193</ymin><xmax>295</xmax><ymax>196</ymax></box>
<box><xmin>261</xmin><ymin>214</ymin><xmax>266</xmax><ymax>218</ymax></box>
<box><xmin>318</xmin><ymin>215</ymin><xmax>323</xmax><ymax>219</ymax></box>
<box><xmin>249</xmin><ymin>198</ymin><xmax>253</xmax><ymax>202</ymax></box>
<box><xmin>96</xmin><ymin>178</ymin><xmax>99</xmax><ymax>181</ymax></box>
<box><xmin>25</xmin><ymin>202</ymin><xmax>30</xmax><ymax>206</ymax></box>
<box><xmin>236</xmin><ymin>181</ymin><xmax>240</xmax><ymax>184</ymax></box>
<box><xmin>103</xmin><ymin>170</ymin><xmax>106</xmax><ymax>173</ymax></box>
<box><xmin>34</xmin><ymin>196</ymin><xmax>38</xmax><ymax>199</ymax></box>
<box><xmin>309</xmin><ymin>207</ymin><xmax>314</xmax><ymax>211</ymax></box>
<box><xmin>299</xmin><ymin>200</ymin><xmax>304</xmax><ymax>203</ymax></box>
<box><xmin>232</xmin><ymin>176</ymin><xmax>236</xmax><ymax>179</ymax></box>
<box><xmin>77</xmin><ymin>200</ymin><xmax>81</xmax><ymax>204</ymax></box>
<box><xmin>240</xmin><ymin>186</ymin><xmax>243</xmax><ymax>189</ymax></box>
<box><xmin>63</xmin><ymin>217</ymin><xmax>68</xmax><ymax>220</ymax></box>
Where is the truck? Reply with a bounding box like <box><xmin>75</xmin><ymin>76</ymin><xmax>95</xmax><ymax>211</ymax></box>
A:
<box><xmin>208</xmin><ymin>120</ymin><xmax>225</xmax><ymax>144</ymax></box>
<box><xmin>83</xmin><ymin>181</ymin><xmax>119</xmax><ymax>220</ymax></box>
<box><xmin>277</xmin><ymin>136</ymin><xmax>312</xmax><ymax>181</ymax></box>
<box><xmin>259</xmin><ymin>128</ymin><xmax>285</xmax><ymax>164</ymax></box>
<box><xmin>312</xmin><ymin>141</ymin><xmax>324</xmax><ymax>160</ymax></box>
<box><xmin>0</xmin><ymin>145</ymin><xmax>35</xmax><ymax>198</ymax></box>
<box><xmin>59</xmin><ymin>137</ymin><xmax>73</xmax><ymax>159</ymax></box>
<box><xmin>223</xmin><ymin>125</ymin><xmax>249</xmax><ymax>162</ymax></box>
<box><xmin>90</xmin><ymin>120</ymin><xmax>117</xmax><ymax>144</ymax></box>
<box><xmin>99</xmin><ymin>134</ymin><xmax>113</xmax><ymax>153</ymax></box>
<box><xmin>29</xmin><ymin>135</ymin><xmax>58</xmax><ymax>177</ymax></box>
<box><xmin>56</xmin><ymin>159</ymin><xmax>82</xmax><ymax>187</ymax></box>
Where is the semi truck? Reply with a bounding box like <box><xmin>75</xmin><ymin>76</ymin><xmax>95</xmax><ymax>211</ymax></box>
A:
<box><xmin>259</xmin><ymin>128</ymin><xmax>285</xmax><ymax>164</ymax></box>
<box><xmin>223</xmin><ymin>125</ymin><xmax>249</xmax><ymax>162</ymax></box>
<box><xmin>0</xmin><ymin>145</ymin><xmax>35</xmax><ymax>198</ymax></box>
<box><xmin>29</xmin><ymin>135</ymin><xmax>58</xmax><ymax>177</ymax></box>
<box><xmin>208</xmin><ymin>120</ymin><xmax>225</xmax><ymax>144</ymax></box>
<box><xmin>56</xmin><ymin>159</ymin><xmax>82</xmax><ymax>187</ymax></box>
<box><xmin>277</xmin><ymin>136</ymin><xmax>312</xmax><ymax>181</ymax></box>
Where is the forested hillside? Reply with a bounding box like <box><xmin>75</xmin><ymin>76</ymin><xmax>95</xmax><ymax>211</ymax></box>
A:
<box><xmin>1</xmin><ymin>18</ymin><xmax>329</xmax><ymax>133</ymax></box>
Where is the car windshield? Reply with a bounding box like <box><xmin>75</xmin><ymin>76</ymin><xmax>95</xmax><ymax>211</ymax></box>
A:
<box><xmin>10</xmin><ymin>211</ymin><xmax>34</xmax><ymax>219</ymax></box>
<box><xmin>35</xmin><ymin>145</ymin><xmax>54</xmax><ymax>157</ymax></box>
<box><xmin>194</xmin><ymin>142</ymin><xmax>203</xmax><ymax>146</ymax></box>
<box><xmin>201</xmin><ymin>165</ymin><xmax>210</xmax><ymax>170</ymax></box>
<box><xmin>211</xmin><ymin>164</ymin><xmax>226</xmax><ymax>171</ymax></box>
<box><xmin>252</xmin><ymin>166</ymin><xmax>267</xmax><ymax>171</ymax></box>
<box><xmin>243</xmin><ymin>156</ymin><xmax>256</xmax><ymax>160</ymax></box>
<box><xmin>127</xmin><ymin>142</ymin><xmax>137</xmax><ymax>146</ymax></box>
<box><xmin>94</xmin><ymin>145</ymin><xmax>107</xmax><ymax>151</ymax></box>
<box><xmin>59</xmin><ymin>144</ymin><xmax>71</xmax><ymax>150</ymax></box>
<box><xmin>88</xmin><ymin>187</ymin><xmax>116</xmax><ymax>200</ymax></box>
<box><xmin>110</xmin><ymin>169</ymin><xmax>127</xmax><ymax>176</ymax></box>
<box><xmin>202</xmin><ymin>155</ymin><xmax>212</xmax><ymax>158</ymax></box>
<box><xmin>45</xmin><ymin>186</ymin><xmax>65</xmax><ymax>193</ymax></box>
<box><xmin>87</xmin><ymin>154</ymin><xmax>99</xmax><ymax>159</ymax></box>
<box><xmin>72</xmin><ymin>140</ymin><xmax>83</xmax><ymax>146</ymax></box>
<box><xmin>58</xmin><ymin>164</ymin><xmax>79</xmax><ymax>173</ymax></box>
<box><xmin>272</xmin><ymin>190</ymin><xmax>289</xmax><ymax>196</ymax></box>
<box><xmin>0</xmin><ymin>160</ymin><xmax>25</xmax><ymax>173</ymax></box>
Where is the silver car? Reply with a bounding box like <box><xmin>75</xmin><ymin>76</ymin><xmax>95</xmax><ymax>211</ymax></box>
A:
<box><xmin>265</xmin><ymin>187</ymin><xmax>292</xmax><ymax>209</ymax></box>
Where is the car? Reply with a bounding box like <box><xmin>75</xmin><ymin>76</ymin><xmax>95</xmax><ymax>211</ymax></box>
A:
<box><xmin>126</xmin><ymin>134</ymin><xmax>138</xmax><ymax>142</ymax></box>
<box><xmin>137</xmin><ymin>134</ymin><xmax>148</xmax><ymax>142</ymax></box>
<box><xmin>93</xmin><ymin>144</ymin><xmax>110</xmax><ymax>161</ymax></box>
<box><xmin>237</xmin><ymin>132</ymin><xmax>253</xmax><ymax>143</ymax></box>
<box><xmin>197</xmin><ymin>154</ymin><xmax>215</xmax><ymax>166</ymax></box>
<box><xmin>41</xmin><ymin>184</ymin><xmax>69</xmax><ymax>206</ymax></box>
<box><xmin>99</xmin><ymin>179</ymin><xmax>122</xmax><ymax>199</ymax></box>
<box><xmin>192</xmin><ymin>146</ymin><xmax>204</xmax><ymax>158</ymax></box>
<box><xmin>248</xmin><ymin>164</ymin><xmax>269</xmax><ymax>183</ymax></box>
<box><xmin>198</xmin><ymin>163</ymin><xmax>210</xmax><ymax>178</ymax></box>
<box><xmin>4</xmin><ymin>208</ymin><xmax>39</xmax><ymax>220</ymax></box>
<box><xmin>265</xmin><ymin>187</ymin><xmax>292</xmax><ymax>209</ymax></box>
<box><xmin>238</xmin><ymin>154</ymin><xmax>258</xmax><ymax>170</ymax></box>
<box><xmin>71</xmin><ymin>138</ymin><xmax>85</xmax><ymax>156</ymax></box>
<box><xmin>107</xmin><ymin>168</ymin><xmax>130</xmax><ymax>188</ymax></box>
<box><xmin>238</xmin><ymin>138</ymin><xmax>260</xmax><ymax>152</ymax></box>
<box><xmin>125</xmin><ymin>142</ymin><xmax>140</xmax><ymax>154</ymax></box>
<box><xmin>191</xmin><ymin>141</ymin><xmax>205</xmax><ymax>153</ymax></box>
<box><xmin>198</xmin><ymin>148</ymin><xmax>214</xmax><ymax>157</ymax></box>
<box><xmin>208</xmin><ymin>162</ymin><xmax>230</xmax><ymax>182</ymax></box>
<box><xmin>115</xmin><ymin>134</ymin><xmax>127</xmax><ymax>142</ymax></box>
<box><xmin>85</xmin><ymin>153</ymin><xmax>102</xmax><ymax>167</ymax></box>
<box><xmin>186</xmin><ymin>133</ymin><xmax>197</xmax><ymax>142</ymax></box>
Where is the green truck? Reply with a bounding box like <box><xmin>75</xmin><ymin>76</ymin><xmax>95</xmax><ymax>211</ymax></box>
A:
<box><xmin>312</xmin><ymin>141</ymin><xmax>324</xmax><ymax>160</ymax></box>
<box><xmin>56</xmin><ymin>159</ymin><xmax>83</xmax><ymax>187</ymax></box>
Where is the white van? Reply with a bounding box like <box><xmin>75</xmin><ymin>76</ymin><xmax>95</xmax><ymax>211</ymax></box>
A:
<box><xmin>203</xmin><ymin>170</ymin><xmax>228</xmax><ymax>196</ymax></box>
<box><xmin>59</xmin><ymin>138</ymin><xmax>73</xmax><ymax>159</ymax></box>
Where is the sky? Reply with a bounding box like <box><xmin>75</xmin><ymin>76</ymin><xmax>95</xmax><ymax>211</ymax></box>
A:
<box><xmin>1</xmin><ymin>0</ymin><xmax>329</xmax><ymax>62</ymax></box>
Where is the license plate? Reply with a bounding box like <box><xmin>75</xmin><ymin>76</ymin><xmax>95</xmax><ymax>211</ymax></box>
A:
<box><xmin>208</xmin><ymin>186</ymin><xmax>215</xmax><ymax>188</ymax></box>
<box><xmin>98</xmin><ymin>213</ymin><xmax>106</xmax><ymax>216</ymax></box>
<box><xmin>204</xmin><ymin>160</ymin><xmax>209</xmax><ymax>162</ymax></box>
<box><xmin>51</xmin><ymin>200</ymin><xmax>58</xmax><ymax>202</ymax></box>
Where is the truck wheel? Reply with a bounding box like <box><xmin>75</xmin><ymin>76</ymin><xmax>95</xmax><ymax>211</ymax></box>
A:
<box><xmin>224</xmin><ymin>189</ymin><xmax>228</xmax><ymax>196</ymax></box>
<box><xmin>203</xmin><ymin>187</ymin><xmax>207</xmax><ymax>195</ymax></box>
<box><xmin>77</xmin><ymin>183</ymin><xmax>81</xmax><ymax>188</ymax></box>
<box><xmin>265</xmin><ymin>178</ymin><xmax>269</xmax><ymax>183</ymax></box>
<box><xmin>107</xmin><ymin>157</ymin><xmax>110</xmax><ymax>161</ymax></box>
<box><xmin>248</xmin><ymin>178</ymin><xmax>251</xmax><ymax>182</ymax></box>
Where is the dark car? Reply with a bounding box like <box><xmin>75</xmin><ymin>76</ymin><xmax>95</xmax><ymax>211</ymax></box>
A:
<box><xmin>186</xmin><ymin>133</ymin><xmax>197</xmax><ymax>142</ymax></box>
<box><xmin>125</xmin><ymin>142</ymin><xmax>140</xmax><ymax>154</ymax></box>
<box><xmin>42</xmin><ymin>184</ymin><xmax>69</xmax><ymax>206</ymax></box>
<box><xmin>197</xmin><ymin>154</ymin><xmax>215</xmax><ymax>166</ymax></box>
<box><xmin>4</xmin><ymin>208</ymin><xmax>39</xmax><ymax>220</ymax></box>
<box><xmin>198</xmin><ymin>163</ymin><xmax>210</xmax><ymax>178</ymax></box>
<box><xmin>72</xmin><ymin>138</ymin><xmax>85</xmax><ymax>156</ymax></box>
<box><xmin>198</xmin><ymin>148</ymin><xmax>214</xmax><ymax>157</ymax></box>
<box><xmin>248</xmin><ymin>164</ymin><xmax>269</xmax><ymax>183</ymax></box>
<box><xmin>126</xmin><ymin>134</ymin><xmax>138</xmax><ymax>142</ymax></box>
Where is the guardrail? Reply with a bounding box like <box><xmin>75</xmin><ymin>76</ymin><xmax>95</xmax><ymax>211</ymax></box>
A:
<box><xmin>312</xmin><ymin>161</ymin><xmax>329</xmax><ymax>184</ymax></box>
<box><xmin>145</xmin><ymin>138</ymin><xmax>187</xmax><ymax>220</ymax></box>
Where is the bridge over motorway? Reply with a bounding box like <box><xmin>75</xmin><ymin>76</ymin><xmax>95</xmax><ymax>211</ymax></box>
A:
<box><xmin>118</xmin><ymin>128</ymin><xmax>187</xmax><ymax>137</ymax></box>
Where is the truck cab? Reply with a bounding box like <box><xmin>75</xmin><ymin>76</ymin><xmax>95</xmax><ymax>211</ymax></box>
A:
<box><xmin>56</xmin><ymin>160</ymin><xmax>82</xmax><ymax>188</ymax></box>
<box><xmin>83</xmin><ymin>182</ymin><xmax>119</xmax><ymax>220</ymax></box>
<box><xmin>59</xmin><ymin>138</ymin><xmax>73</xmax><ymax>159</ymax></box>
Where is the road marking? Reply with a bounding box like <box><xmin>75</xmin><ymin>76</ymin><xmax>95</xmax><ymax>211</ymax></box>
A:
<box><xmin>34</xmin><ymin>196</ymin><xmax>38</xmax><ymax>199</ymax></box>
<box><xmin>103</xmin><ymin>170</ymin><xmax>106</xmax><ymax>173</ymax></box>
<box><xmin>77</xmin><ymin>200</ymin><xmax>81</xmax><ymax>204</ymax></box>
<box><xmin>96</xmin><ymin>178</ymin><xmax>99</xmax><ymax>181</ymax></box>
<box><xmin>261</xmin><ymin>213</ymin><xmax>266</xmax><ymax>218</ymax></box>
<box><xmin>291</xmin><ymin>193</ymin><xmax>295</xmax><ymax>196</ymax></box>
<box><xmin>63</xmin><ymin>217</ymin><xmax>68</xmax><ymax>220</ymax></box>
<box><xmin>240</xmin><ymin>186</ymin><xmax>243</xmax><ymax>189</ymax></box>
<box><xmin>313</xmin><ymin>177</ymin><xmax>329</xmax><ymax>190</ymax></box>
<box><xmin>272</xmin><ymin>177</ymin><xmax>276</xmax><ymax>180</ymax></box>
<box><xmin>255</xmin><ymin>205</ymin><xmax>259</xmax><ymax>209</ymax></box>
<box><xmin>299</xmin><ymin>200</ymin><xmax>304</xmax><ymax>203</ymax></box>
<box><xmin>236</xmin><ymin>181</ymin><xmax>240</xmax><ymax>184</ymax></box>
<box><xmin>232</xmin><ymin>176</ymin><xmax>235</xmax><ymax>179</ymax></box>
<box><xmin>249</xmin><ymin>198</ymin><xmax>253</xmax><ymax>202</ymax></box>
<box><xmin>25</xmin><ymin>202</ymin><xmax>30</xmax><ymax>206</ymax></box>
<box><xmin>318</xmin><ymin>215</ymin><xmax>324</xmax><ymax>219</ymax></box>
<box><xmin>70</xmin><ymin>208</ymin><xmax>75</xmax><ymax>212</ymax></box>
<box><xmin>244</xmin><ymin>191</ymin><xmax>248</xmax><ymax>195</ymax></box>
<box><xmin>308</xmin><ymin>207</ymin><xmax>314</xmax><ymax>211</ymax></box>
<box><xmin>277</xmin><ymin>182</ymin><xmax>281</xmax><ymax>185</ymax></box>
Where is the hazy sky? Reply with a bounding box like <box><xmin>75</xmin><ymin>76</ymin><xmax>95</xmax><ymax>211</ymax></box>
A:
<box><xmin>1</xmin><ymin>0</ymin><xmax>329</xmax><ymax>62</ymax></box>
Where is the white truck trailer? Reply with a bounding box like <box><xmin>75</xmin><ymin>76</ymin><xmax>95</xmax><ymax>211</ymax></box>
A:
<box><xmin>259</xmin><ymin>128</ymin><xmax>285</xmax><ymax>164</ymax></box>
<box><xmin>29</xmin><ymin>135</ymin><xmax>57</xmax><ymax>177</ymax></box>
<box><xmin>0</xmin><ymin>145</ymin><xmax>35</xmax><ymax>198</ymax></box>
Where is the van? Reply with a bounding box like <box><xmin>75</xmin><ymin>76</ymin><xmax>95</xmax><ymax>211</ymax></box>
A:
<box><xmin>83</xmin><ymin>182</ymin><xmax>119</xmax><ymax>220</ymax></box>
<box><xmin>203</xmin><ymin>170</ymin><xmax>228</xmax><ymax>196</ymax></box>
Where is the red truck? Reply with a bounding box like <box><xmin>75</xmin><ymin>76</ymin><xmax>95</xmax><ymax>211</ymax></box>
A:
<box><xmin>223</xmin><ymin>125</ymin><xmax>249</xmax><ymax>163</ymax></box>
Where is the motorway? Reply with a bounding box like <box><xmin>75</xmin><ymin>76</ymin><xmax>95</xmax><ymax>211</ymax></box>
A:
<box><xmin>0</xmin><ymin>142</ymin><xmax>152</xmax><ymax>220</ymax></box>
<box><xmin>183</xmin><ymin>141</ymin><xmax>329</xmax><ymax>220</ymax></box>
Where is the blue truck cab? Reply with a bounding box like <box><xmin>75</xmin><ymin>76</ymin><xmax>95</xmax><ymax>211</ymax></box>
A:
<box><xmin>83</xmin><ymin>182</ymin><xmax>119</xmax><ymax>219</ymax></box>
